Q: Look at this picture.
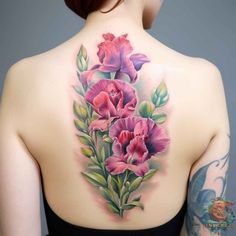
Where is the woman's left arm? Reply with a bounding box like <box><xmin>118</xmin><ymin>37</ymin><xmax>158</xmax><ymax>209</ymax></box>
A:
<box><xmin>0</xmin><ymin>61</ymin><xmax>41</xmax><ymax>236</ymax></box>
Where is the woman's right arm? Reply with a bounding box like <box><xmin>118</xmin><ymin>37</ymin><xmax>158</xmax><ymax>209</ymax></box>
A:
<box><xmin>181</xmin><ymin>63</ymin><xmax>233</xmax><ymax>236</ymax></box>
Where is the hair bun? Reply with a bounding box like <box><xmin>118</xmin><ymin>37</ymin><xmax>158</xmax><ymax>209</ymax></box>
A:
<box><xmin>64</xmin><ymin>0</ymin><xmax>123</xmax><ymax>19</ymax></box>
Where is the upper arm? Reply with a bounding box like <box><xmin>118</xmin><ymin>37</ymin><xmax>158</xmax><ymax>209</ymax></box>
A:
<box><xmin>181</xmin><ymin>61</ymin><xmax>233</xmax><ymax>235</ymax></box>
<box><xmin>0</xmin><ymin>62</ymin><xmax>41</xmax><ymax>236</ymax></box>
<box><xmin>182</xmin><ymin>133</ymin><xmax>230</xmax><ymax>236</ymax></box>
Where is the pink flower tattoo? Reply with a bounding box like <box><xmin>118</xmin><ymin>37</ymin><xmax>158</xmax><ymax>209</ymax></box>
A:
<box><xmin>105</xmin><ymin>117</ymin><xmax>170</xmax><ymax>176</ymax></box>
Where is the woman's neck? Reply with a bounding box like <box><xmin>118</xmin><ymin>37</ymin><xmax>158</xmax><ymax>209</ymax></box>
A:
<box><xmin>81</xmin><ymin>1</ymin><xmax>145</xmax><ymax>35</ymax></box>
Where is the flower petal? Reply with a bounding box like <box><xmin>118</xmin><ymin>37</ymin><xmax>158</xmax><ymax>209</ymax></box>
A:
<box><xmin>103</xmin><ymin>33</ymin><xmax>115</xmax><ymax>41</ymax></box>
<box><xmin>146</xmin><ymin>119</ymin><xmax>170</xmax><ymax>155</ymax></box>
<box><xmin>105</xmin><ymin>156</ymin><xmax>128</xmax><ymax>175</ymax></box>
<box><xmin>126</xmin><ymin>136</ymin><xmax>148</xmax><ymax>163</ymax></box>
<box><xmin>130</xmin><ymin>53</ymin><xmax>150</xmax><ymax>71</ymax></box>
<box><xmin>134</xmin><ymin>119</ymin><xmax>148</xmax><ymax>137</ymax></box>
<box><xmin>114</xmin><ymin>33</ymin><xmax>133</xmax><ymax>55</ymax></box>
<box><xmin>120</xmin><ymin>57</ymin><xmax>137</xmax><ymax>83</ymax></box>
<box><xmin>128</xmin><ymin>162</ymin><xmax>149</xmax><ymax>177</ymax></box>
<box><xmin>86</xmin><ymin>80</ymin><xmax>137</xmax><ymax>120</ymax></box>
<box><xmin>98</xmin><ymin>41</ymin><xmax>121</xmax><ymax>72</ymax></box>
<box><xmin>109</xmin><ymin>116</ymin><xmax>141</xmax><ymax>138</ymax></box>
<box><xmin>89</xmin><ymin>118</ymin><xmax>114</xmax><ymax>132</ymax></box>
<box><xmin>120</xmin><ymin>98</ymin><xmax>137</xmax><ymax>117</ymax></box>
<box><xmin>93</xmin><ymin>91</ymin><xmax>117</xmax><ymax>118</ymax></box>
<box><xmin>111</xmin><ymin>137</ymin><xmax>123</xmax><ymax>156</ymax></box>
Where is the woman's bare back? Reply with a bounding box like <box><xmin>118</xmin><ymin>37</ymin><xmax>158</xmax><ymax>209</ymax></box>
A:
<box><xmin>0</xmin><ymin>0</ymin><xmax>231</xmax><ymax>235</ymax></box>
<box><xmin>5</xmin><ymin>28</ymin><xmax>221</xmax><ymax>231</ymax></box>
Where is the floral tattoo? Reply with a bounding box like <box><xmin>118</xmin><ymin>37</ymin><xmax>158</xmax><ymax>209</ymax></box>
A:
<box><xmin>72</xmin><ymin>33</ymin><xmax>170</xmax><ymax>217</ymax></box>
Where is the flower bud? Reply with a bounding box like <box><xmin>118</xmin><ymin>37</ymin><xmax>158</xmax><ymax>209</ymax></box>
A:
<box><xmin>81</xmin><ymin>147</ymin><xmax>94</xmax><ymax>157</ymax></box>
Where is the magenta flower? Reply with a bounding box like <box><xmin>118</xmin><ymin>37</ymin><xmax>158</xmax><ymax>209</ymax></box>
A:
<box><xmin>85</xmin><ymin>80</ymin><xmax>137</xmax><ymax>131</ymax></box>
<box><xmin>105</xmin><ymin>117</ymin><xmax>170</xmax><ymax>176</ymax></box>
<box><xmin>79</xmin><ymin>33</ymin><xmax>150</xmax><ymax>86</ymax></box>
<box><xmin>97</xmin><ymin>33</ymin><xmax>150</xmax><ymax>83</ymax></box>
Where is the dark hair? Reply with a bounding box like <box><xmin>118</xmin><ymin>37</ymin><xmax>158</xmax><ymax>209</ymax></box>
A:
<box><xmin>64</xmin><ymin>0</ymin><xmax>124</xmax><ymax>19</ymax></box>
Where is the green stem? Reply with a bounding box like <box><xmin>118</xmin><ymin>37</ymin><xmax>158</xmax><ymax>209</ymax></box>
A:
<box><xmin>110</xmin><ymin>72</ymin><xmax>116</xmax><ymax>80</ymax></box>
<box><xmin>124</xmin><ymin>170</ymin><xmax>129</xmax><ymax>183</ymax></box>
<box><xmin>85</xmin><ymin>102</ymin><xmax>93</xmax><ymax>120</ymax></box>
<box><xmin>119</xmin><ymin>170</ymin><xmax>130</xmax><ymax>217</ymax></box>
<box><xmin>105</xmin><ymin>141</ymin><xmax>112</xmax><ymax>159</ymax></box>
<box><xmin>100</xmin><ymin>162</ymin><xmax>108</xmax><ymax>179</ymax></box>
<box><xmin>92</xmin><ymin>130</ymin><xmax>97</xmax><ymax>145</ymax></box>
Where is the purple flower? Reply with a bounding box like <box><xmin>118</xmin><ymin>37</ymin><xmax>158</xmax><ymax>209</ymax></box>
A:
<box><xmin>97</xmin><ymin>33</ymin><xmax>150</xmax><ymax>83</ymax></box>
<box><xmin>85</xmin><ymin>80</ymin><xmax>137</xmax><ymax>131</ymax></box>
<box><xmin>105</xmin><ymin>117</ymin><xmax>170</xmax><ymax>176</ymax></box>
<box><xmin>79</xmin><ymin>33</ymin><xmax>150</xmax><ymax>86</ymax></box>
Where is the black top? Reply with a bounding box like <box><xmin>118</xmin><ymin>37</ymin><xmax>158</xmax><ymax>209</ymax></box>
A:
<box><xmin>40</xmin><ymin>172</ymin><xmax>187</xmax><ymax>236</ymax></box>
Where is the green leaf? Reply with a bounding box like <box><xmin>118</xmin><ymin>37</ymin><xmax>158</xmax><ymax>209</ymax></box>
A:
<box><xmin>143</xmin><ymin>169</ymin><xmax>158</xmax><ymax>181</ymax></box>
<box><xmin>107</xmin><ymin>175</ymin><xmax>113</xmax><ymax>188</ymax></box>
<box><xmin>139</xmin><ymin>101</ymin><xmax>154</xmax><ymax>118</ymax></box>
<box><xmin>81</xmin><ymin>147</ymin><xmax>94</xmax><ymax>157</ymax></box>
<box><xmin>81</xmin><ymin>57</ymin><xmax>88</xmax><ymax>71</ymax></box>
<box><xmin>129</xmin><ymin>177</ymin><xmax>143</xmax><ymax>192</ymax></box>
<box><xmin>72</xmin><ymin>86</ymin><xmax>84</xmax><ymax>96</ymax></box>
<box><xmin>77</xmin><ymin>71</ymin><xmax>81</xmax><ymax>81</ymax></box>
<box><xmin>99</xmin><ymin>187</ymin><xmax>113</xmax><ymax>201</ymax></box>
<box><xmin>103</xmin><ymin>135</ymin><xmax>113</xmax><ymax>143</ymax></box>
<box><xmin>91</xmin><ymin>113</ymin><xmax>99</xmax><ymax>121</ymax></box>
<box><xmin>151</xmin><ymin>113</ymin><xmax>167</xmax><ymax>124</ymax></box>
<box><xmin>123</xmin><ymin>201</ymin><xmax>144</xmax><ymax>210</ymax></box>
<box><xmin>77</xmin><ymin>45</ymin><xmax>88</xmax><ymax>72</ymax></box>
<box><xmin>117</xmin><ymin>175</ymin><xmax>123</xmax><ymax>190</ymax></box>
<box><xmin>81</xmin><ymin>172</ymin><xmax>107</xmax><ymax>187</ymax></box>
<box><xmin>90</xmin><ymin>156</ymin><xmax>100</xmax><ymax>165</ymax></box>
<box><xmin>107</xmin><ymin>201</ymin><xmax>120</xmax><ymax>214</ymax></box>
<box><xmin>151</xmin><ymin>80</ymin><xmax>169</xmax><ymax>107</ymax></box>
<box><xmin>100</xmin><ymin>146</ymin><xmax>106</xmax><ymax>162</ymax></box>
<box><xmin>88</xmin><ymin>164</ymin><xmax>102</xmax><ymax>172</ymax></box>
<box><xmin>107</xmin><ymin>176</ymin><xmax>120</xmax><ymax>206</ymax></box>
<box><xmin>73</xmin><ymin>101</ymin><xmax>88</xmax><ymax>120</ymax></box>
<box><xmin>99</xmin><ymin>187</ymin><xmax>119</xmax><ymax>210</ymax></box>
<box><xmin>96</xmin><ymin>130</ymin><xmax>105</xmax><ymax>138</ymax></box>
<box><xmin>74</xmin><ymin>119</ymin><xmax>87</xmax><ymax>132</ymax></box>
<box><xmin>122</xmin><ymin>204</ymin><xmax>136</xmax><ymax>210</ymax></box>
<box><xmin>122</xmin><ymin>191</ymin><xmax>130</xmax><ymax>206</ymax></box>
<box><xmin>120</xmin><ymin>185</ymin><xmax>128</xmax><ymax>198</ymax></box>
<box><xmin>76</xmin><ymin>134</ymin><xmax>93</xmax><ymax>146</ymax></box>
<box><xmin>108</xmin><ymin>175</ymin><xmax>119</xmax><ymax>194</ymax></box>
<box><xmin>78</xmin><ymin>44</ymin><xmax>88</xmax><ymax>60</ymax></box>
<box><xmin>132</xmin><ymin>195</ymin><xmax>141</xmax><ymax>202</ymax></box>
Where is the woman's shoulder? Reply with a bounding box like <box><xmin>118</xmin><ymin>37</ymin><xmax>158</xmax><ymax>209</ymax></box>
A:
<box><xmin>4</xmin><ymin>31</ymin><xmax>223</xmax><ymax>107</ymax></box>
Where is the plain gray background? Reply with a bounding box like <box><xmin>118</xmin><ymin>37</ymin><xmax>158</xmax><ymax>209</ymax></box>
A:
<box><xmin>0</xmin><ymin>0</ymin><xmax>235</xmax><ymax>235</ymax></box>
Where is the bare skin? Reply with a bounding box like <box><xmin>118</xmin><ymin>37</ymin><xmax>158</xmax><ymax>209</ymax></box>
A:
<box><xmin>0</xmin><ymin>0</ymin><xmax>230</xmax><ymax>235</ymax></box>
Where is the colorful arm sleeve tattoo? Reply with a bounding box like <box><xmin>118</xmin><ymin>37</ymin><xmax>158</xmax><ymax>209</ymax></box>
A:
<box><xmin>185</xmin><ymin>137</ymin><xmax>235</xmax><ymax>235</ymax></box>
